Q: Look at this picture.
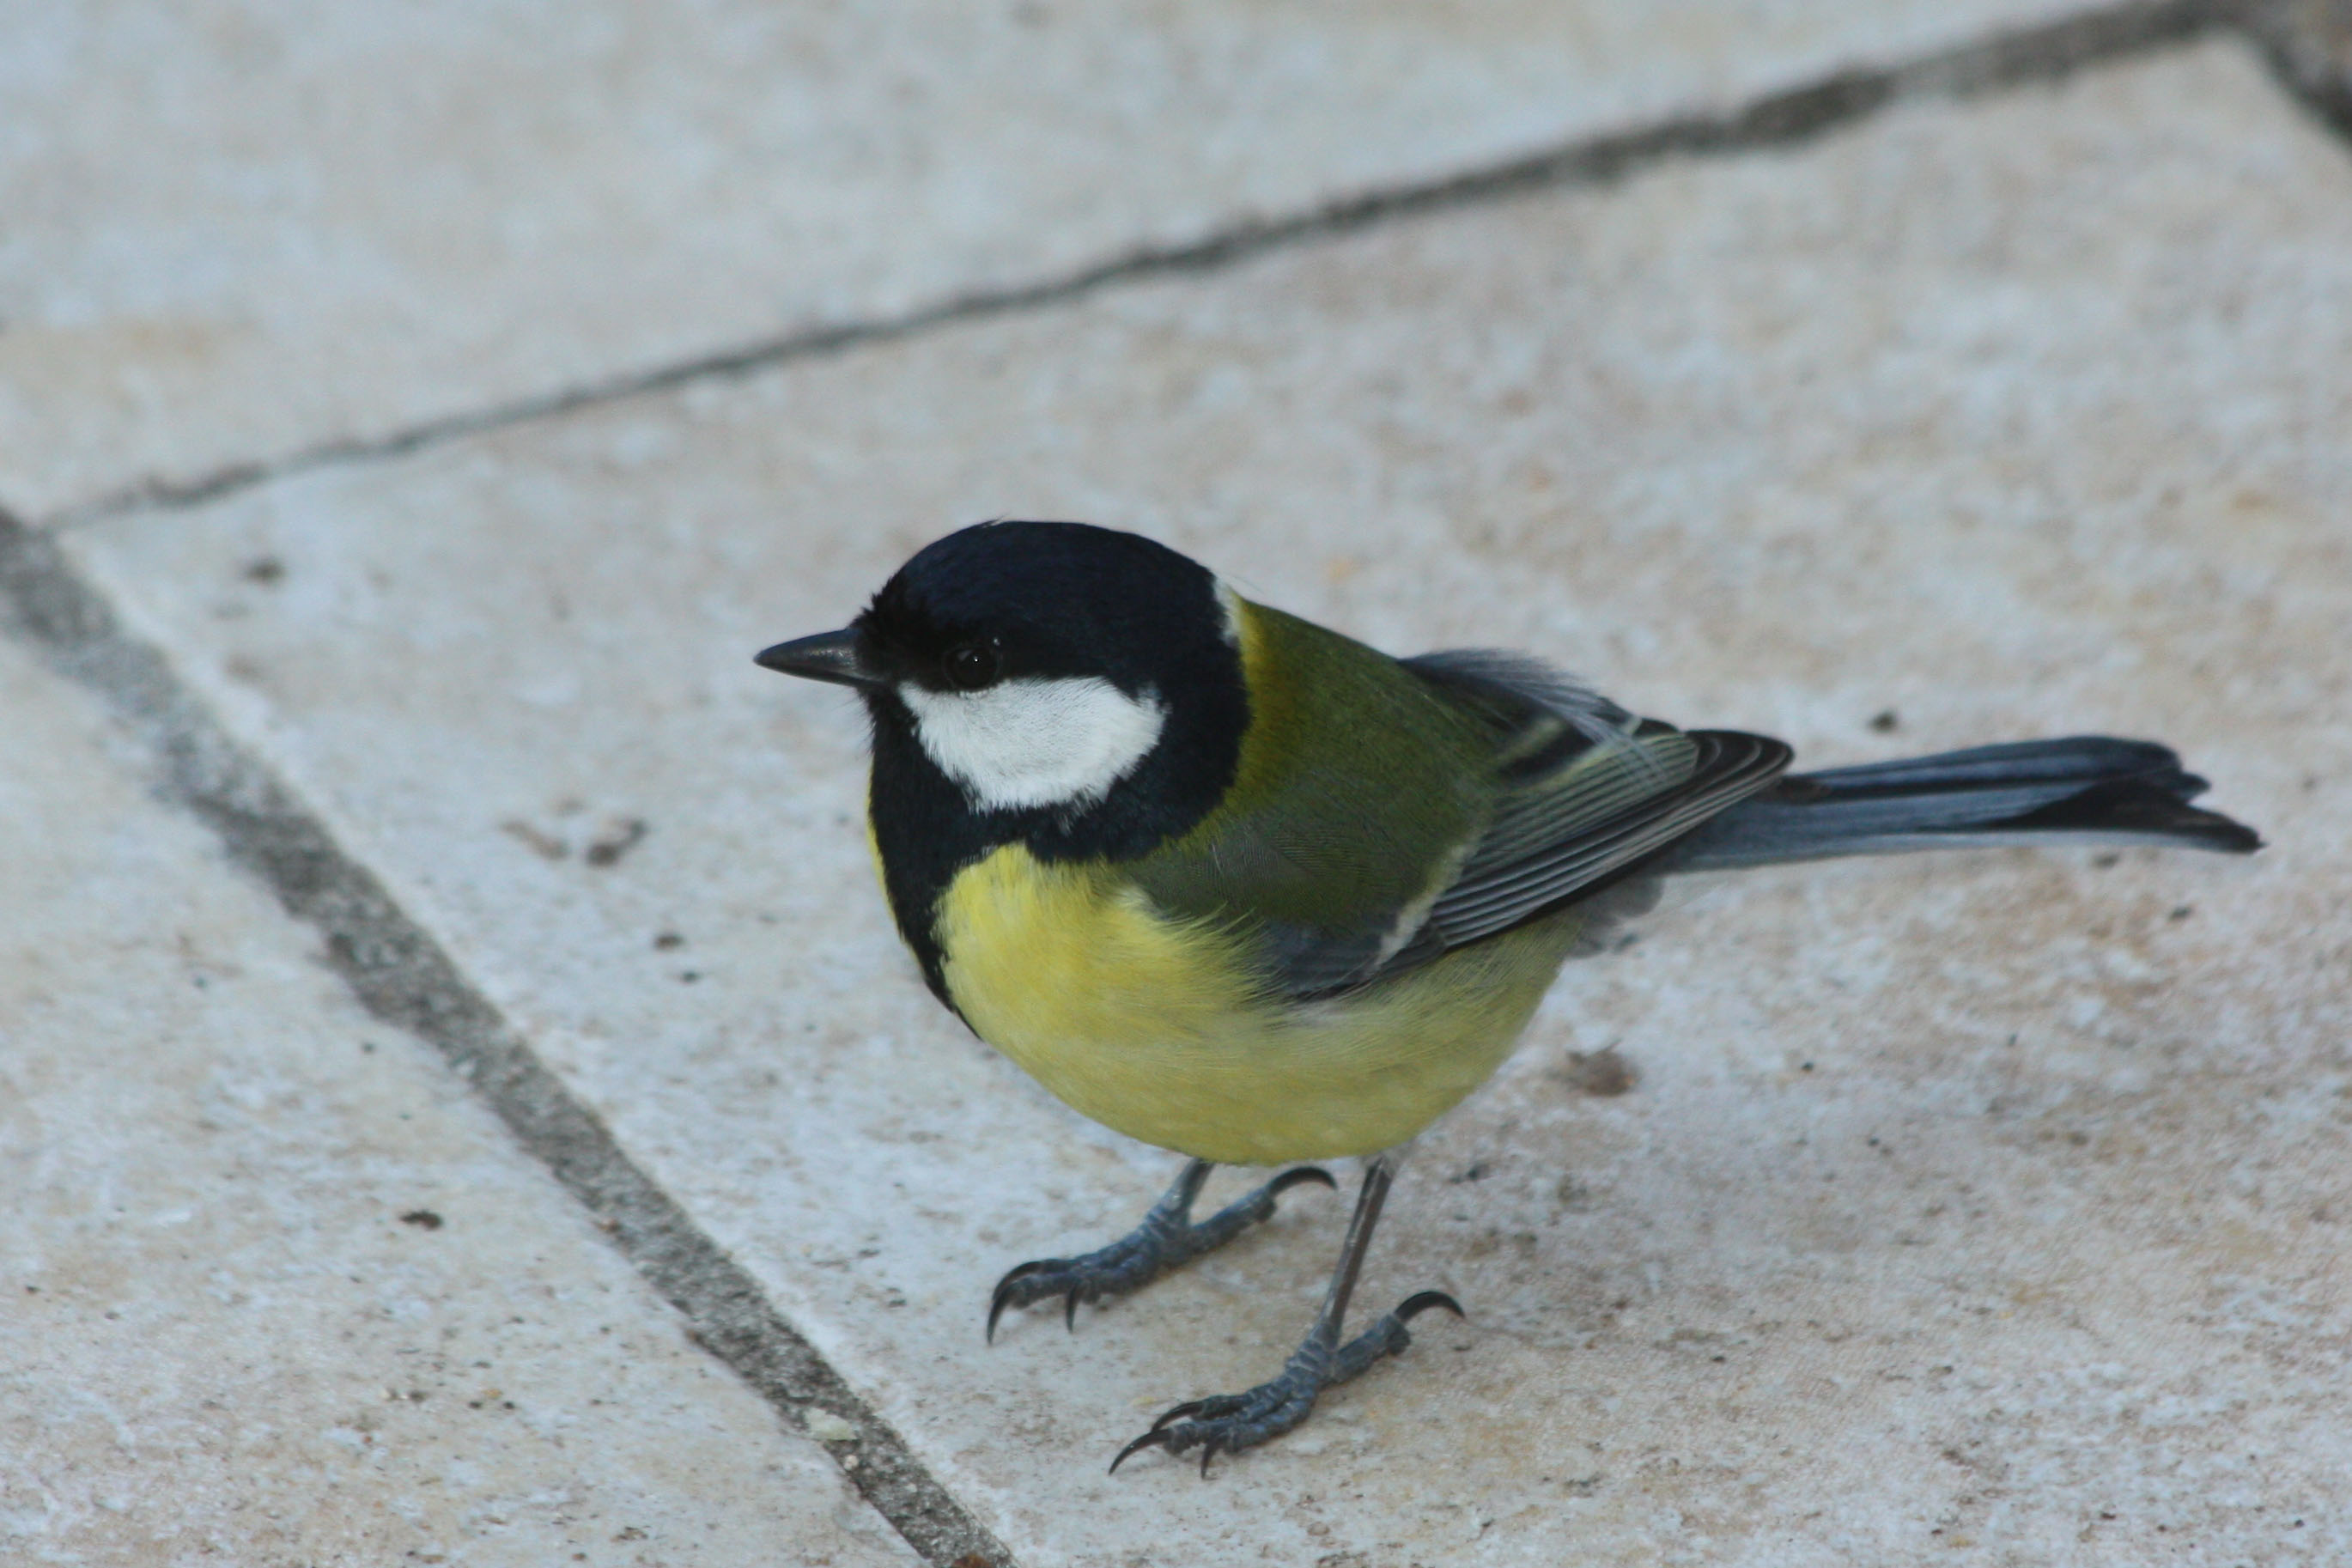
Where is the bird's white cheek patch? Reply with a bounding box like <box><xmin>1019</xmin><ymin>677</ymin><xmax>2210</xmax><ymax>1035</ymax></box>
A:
<box><xmin>902</xmin><ymin>678</ymin><xmax>1167</xmax><ymax>811</ymax></box>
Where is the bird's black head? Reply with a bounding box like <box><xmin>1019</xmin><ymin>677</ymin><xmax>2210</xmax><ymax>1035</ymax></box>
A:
<box><xmin>757</xmin><ymin>522</ymin><xmax>1249</xmax><ymax>986</ymax></box>
<box><xmin>858</xmin><ymin>520</ymin><xmax>1238</xmax><ymax>713</ymax></box>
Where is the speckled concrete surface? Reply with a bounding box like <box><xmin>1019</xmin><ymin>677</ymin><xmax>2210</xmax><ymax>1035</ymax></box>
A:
<box><xmin>0</xmin><ymin>636</ymin><xmax>914</xmax><ymax>1565</ymax></box>
<box><xmin>0</xmin><ymin>0</ymin><xmax>2113</xmax><ymax>522</ymax></box>
<box><xmin>56</xmin><ymin>36</ymin><xmax>2352</xmax><ymax>1565</ymax></box>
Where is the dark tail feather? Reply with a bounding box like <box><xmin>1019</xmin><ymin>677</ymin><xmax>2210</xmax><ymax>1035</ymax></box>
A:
<box><xmin>1662</xmin><ymin>737</ymin><xmax>2263</xmax><ymax>872</ymax></box>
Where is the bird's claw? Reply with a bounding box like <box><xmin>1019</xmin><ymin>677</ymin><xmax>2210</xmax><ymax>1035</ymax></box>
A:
<box><xmin>1264</xmin><ymin>1165</ymin><xmax>1341</xmax><ymax>1200</ymax></box>
<box><xmin>1146</xmin><ymin>1396</ymin><xmax>1220</xmax><ymax>1434</ymax></box>
<box><xmin>1330</xmin><ymin>1289</ymin><xmax>1462</xmax><ymax>1385</ymax></box>
<box><xmin>1110</xmin><ymin>1364</ymin><xmax>1323</xmax><ymax>1476</ymax></box>
<box><xmin>986</xmin><ymin>1164</ymin><xmax>1334</xmax><ymax>1341</ymax></box>
<box><xmin>1109</xmin><ymin>1290</ymin><xmax>1464</xmax><ymax>1475</ymax></box>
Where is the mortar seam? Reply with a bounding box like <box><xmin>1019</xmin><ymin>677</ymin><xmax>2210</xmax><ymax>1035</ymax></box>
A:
<box><xmin>46</xmin><ymin>0</ymin><xmax>2223</xmax><ymax>532</ymax></box>
<box><xmin>2235</xmin><ymin>0</ymin><xmax>2352</xmax><ymax>143</ymax></box>
<box><xmin>0</xmin><ymin>510</ymin><xmax>1019</xmax><ymax>1567</ymax></box>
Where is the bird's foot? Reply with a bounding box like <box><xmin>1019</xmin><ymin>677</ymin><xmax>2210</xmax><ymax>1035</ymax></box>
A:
<box><xmin>988</xmin><ymin>1164</ymin><xmax>1334</xmax><ymax>1340</ymax></box>
<box><xmin>1110</xmin><ymin>1290</ymin><xmax>1462</xmax><ymax>1475</ymax></box>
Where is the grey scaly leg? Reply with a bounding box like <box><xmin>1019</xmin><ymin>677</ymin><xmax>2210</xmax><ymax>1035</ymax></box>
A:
<box><xmin>988</xmin><ymin>1158</ymin><xmax>1336</xmax><ymax>1340</ymax></box>
<box><xmin>1109</xmin><ymin>1151</ymin><xmax>1463</xmax><ymax>1476</ymax></box>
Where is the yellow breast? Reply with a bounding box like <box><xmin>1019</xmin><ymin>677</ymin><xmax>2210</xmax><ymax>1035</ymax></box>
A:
<box><xmin>933</xmin><ymin>843</ymin><xmax>1583</xmax><ymax>1164</ymax></box>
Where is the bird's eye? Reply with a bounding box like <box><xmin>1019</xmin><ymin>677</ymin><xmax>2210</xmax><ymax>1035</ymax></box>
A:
<box><xmin>943</xmin><ymin>641</ymin><xmax>1002</xmax><ymax>690</ymax></box>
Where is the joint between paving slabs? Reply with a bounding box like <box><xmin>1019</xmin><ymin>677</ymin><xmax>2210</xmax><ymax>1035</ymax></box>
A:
<box><xmin>2236</xmin><ymin>0</ymin><xmax>2352</xmax><ymax>140</ymax></box>
<box><xmin>0</xmin><ymin>508</ymin><xmax>1020</xmax><ymax>1568</ymax></box>
<box><xmin>42</xmin><ymin>0</ymin><xmax>2233</xmax><ymax>535</ymax></box>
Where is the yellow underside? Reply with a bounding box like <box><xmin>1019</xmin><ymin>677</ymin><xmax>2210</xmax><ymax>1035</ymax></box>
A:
<box><xmin>935</xmin><ymin>844</ymin><xmax>1582</xmax><ymax>1164</ymax></box>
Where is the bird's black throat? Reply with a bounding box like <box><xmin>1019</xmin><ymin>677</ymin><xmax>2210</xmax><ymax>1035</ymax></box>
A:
<box><xmin>834</xmin><ymin>520</ymin><xmax>1255</xmax><ymax>1010</ymax></box>
<box><xmin>861</xmin><ymin>654</ymin><xmax>1247</xmax><ymax>1011</ymax></box>
<box><xmin>865</xmin><ymin>686</ymin><xmax>1261</xmax><ymax>1020</ymax></box>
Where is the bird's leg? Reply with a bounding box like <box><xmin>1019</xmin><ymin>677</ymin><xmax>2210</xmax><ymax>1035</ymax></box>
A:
<box><xmin>1110</xmin><ymin>1152</ymin><xmax>1463</xmax><ymax>1475</ymax></box>
<box><xmin>988</xmin><ymin>1158</ymin><xmax>1335</xmax><ymax>1340</ymax></box>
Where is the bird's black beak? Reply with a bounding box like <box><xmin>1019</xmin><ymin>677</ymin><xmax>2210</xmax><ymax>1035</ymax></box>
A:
<box><xmin>754</xmin><ymin>629</ymin><xmax>888</xmax><ymax>690</ymax></box>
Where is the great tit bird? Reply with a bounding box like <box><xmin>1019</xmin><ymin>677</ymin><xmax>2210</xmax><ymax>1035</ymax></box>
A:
<box><xmin>756</xmin><ymin>520</ymin><xmax>2259</xmax><ymax>1474</ymax></box>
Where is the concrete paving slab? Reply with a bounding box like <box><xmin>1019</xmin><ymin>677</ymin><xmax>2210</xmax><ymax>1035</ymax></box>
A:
<box><xmin>0</xmin><ymin>639</ymin><xmax>915</xmax><ymax>1565</ymax></box>
<box><xmin>64</xmin><ymin>38</ymin><xmax>2352</xmax><ymax>1566</ymax></box>
<box><xmin>3</xmin><ymin>0</ymin><xmax>2135</xmax><ymax>524</ymax></box>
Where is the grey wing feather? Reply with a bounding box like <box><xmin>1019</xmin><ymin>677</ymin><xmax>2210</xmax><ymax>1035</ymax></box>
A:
<box><xmin>1342</xmin><ymin>651</ymin><xmax>1790</xmax><ymax>969</ymax></box>
<box><xmin>1258</xmin><ymin>651</ymin><xmax>1788</xmax><ymax>1000</ymax></box>
<box><xmin>1401</xmin><ymin>649</ymin><xmax>1644</xmax><ymax>746</ymax></box>
<box><xmin>1257</xmin><ymin>917</ymin><xmax>1437</xmax><ymax>998</ymax></box>
<box><xmin>1428</xmin><ymin>730</ymin><xmax>1790</xmax><ymax>945</ymax></box>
